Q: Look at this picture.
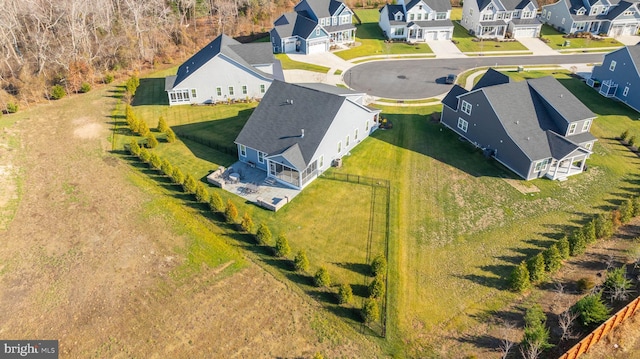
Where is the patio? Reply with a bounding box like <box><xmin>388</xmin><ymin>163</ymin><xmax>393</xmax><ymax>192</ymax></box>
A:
<box><xmin>206</xmin><ymin>161</ymin><xmax>301</xmax><ymax>211</ymax></box>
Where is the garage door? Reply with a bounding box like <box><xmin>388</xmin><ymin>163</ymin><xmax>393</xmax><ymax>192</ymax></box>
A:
<box><xmin>514</xmin><ymin>28</ymin><xmax>536</xmax><ymax>38</ymax></box>
<box><xmin>622</xmin><ymin>24</ymin><xmax>636</xmax><ymax>36</ymax></box>
<box><xmin>308</xmin><ymin>42</ymin><xmax>326</xmax><ymax>54</ymax></box>
<box><xmin>425</xmin><ymin>31</ymin><xmax>437</xmax><ymax>40</ymax></box>
<box><xmin>284</xmin><ymin>39</ymin><xmax>296</xmax><ymax>53</ymax></box>
<box><xmin>438</xmin><ymin>31</ymin><xmax>451</xmax><ymax>40</ymax></box>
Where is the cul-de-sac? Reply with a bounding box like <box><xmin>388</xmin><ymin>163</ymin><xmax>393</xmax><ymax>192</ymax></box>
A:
<box><xmin>2</xmin><ymin>0</ymin><xmax>640</xmax><ymax>358</ymax></box>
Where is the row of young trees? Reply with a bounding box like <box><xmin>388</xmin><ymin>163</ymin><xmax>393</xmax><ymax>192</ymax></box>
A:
<box><xmin>620</xmin><ymin>130</ymin><xmax>640</xmax><ymax>151</ymax></box>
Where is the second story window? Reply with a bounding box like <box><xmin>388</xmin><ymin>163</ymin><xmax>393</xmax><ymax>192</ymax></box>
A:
<box><xmin>483</xmin><ymin>13</ymin><xmax>493</xmax><ymax>21</ymax></box>
<box><xmin>568</xmin><ymin>123</ymin><xmax>577</xmax><ymax>135</ymax></box>
<box><xmin>582</xmin><ymin>120</ymin><xmax>591</xmax><ymax>132</ymax></box>
<box><xmin>437</xmin><ymin>12</ymin><xmax>446</xmax><ymax>20</ymax></box>
<box><xmin>610</xmin><ymin>60</ymin><xmax>616</xmax><ymax>71</ymax></box>
<box><xmin>461</xmin><ymin>100</ymin><xmax>472</xmax><ymax>115</ymax></box>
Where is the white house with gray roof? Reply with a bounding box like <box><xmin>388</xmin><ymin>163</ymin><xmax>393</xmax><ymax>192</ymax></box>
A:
<box><xmin>234</xmin><ymin>81</ymin><xmax>381</xmax><ymax>189</ymax></box>
<box><xmin>165</xmin><ymin>34</ymin><xmax>283</xmax><ymax>106</ymax></box>
<box><xmin>378</xmin><ymin>0</ymin><xmax>454</xmax><ymax>41</ymax></box>
<box><xmin>462</xmin><ymin>0</ymin><xmax>543</xmax><ymax>38</ymax></box>
<box><xmin>541</xmin><ymin>0</ymin><xmax>640</xmax><ymax>36</ymax></box>
<box><xmin>441</xmin><ymin>69</ymin><xmax>597</xmax><ymax>180</ymax></box>
<box><xmin>271</xmin><ymin>0</ymin><xmax>356</xmax><ymax>54</ymax></box>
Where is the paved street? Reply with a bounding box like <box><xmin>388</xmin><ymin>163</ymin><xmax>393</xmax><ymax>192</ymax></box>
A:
<box><xmin>344</xmin><ymin>53</ymin><xmax>606</xmax><ymax>99</ymax></box>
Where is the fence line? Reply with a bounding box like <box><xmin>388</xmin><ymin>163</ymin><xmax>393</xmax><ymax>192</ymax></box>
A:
<box><xmin>559</xmin><ymin>295</ymin><xmax>640</xmax><ymax>359</ymax></box>
<box><xmin>173</xmin><ymin>131</ymin><xmax>238</xmax><ymax>157</ymax></box>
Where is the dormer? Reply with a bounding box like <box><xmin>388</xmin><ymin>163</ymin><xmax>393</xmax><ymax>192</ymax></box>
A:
<box><xmin>576</xmin><ymin>7</ymin><xmax>586</xmax><ymax>15</ymax></box>
<box><xmin>394</xmin><ymin>11</ymin><xmax>404</xmax><ymax>21</ymax></box>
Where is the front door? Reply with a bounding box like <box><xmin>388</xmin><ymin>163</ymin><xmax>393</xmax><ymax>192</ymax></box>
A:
<box><xmin>269</xmin><ymin>162</ymin><xmax>276</xmax><ymax>177</ymax></box>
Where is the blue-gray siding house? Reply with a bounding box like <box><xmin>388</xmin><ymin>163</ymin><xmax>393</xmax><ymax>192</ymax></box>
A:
<box><xmin>588</xmin><ymin>45</ymin><xmax>640</xmax><ymax>112</ymax></box>
<box><xmin>541</xmin><ymin>0</ymin><xmax>640</xmax><ymax>36</ymax></box>
<box><xmin>271</xmin><ymin>0</ymin><xmax>356</xmax><ymax>54</ymax></box>
<box><xmin>234</xmin><ymin>81</ymin><xmax>381</xmax><ymax>189</ymax></box>
<box><xmin>441</xmin><ymin>69</ymin><xmax>597</xmax><ymax>180</ymax></box>
<box><xmin>165</xmin><ymin>34</ymin><xmax>283</xmax><ymax>106</ymax></box>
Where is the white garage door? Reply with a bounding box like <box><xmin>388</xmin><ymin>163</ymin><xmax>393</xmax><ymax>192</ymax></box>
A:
<box><xmin>438</xmin><ymin>31</ymin><xmax>451</xmax><ymax>40</ymax></box>
<box><xmin>514</xmin><ymin>28</ymin><xmax>536</xmax><ymax>38</ymax></box>
<box><xmin>308</xmin><ymin>42</ymin><xmax>326</xmax><ymax>54</ymax></box>
<box><xmin>284</xmin><ymin>39</ymin><xmax>296</xmax><ymax>53</ymax></box>
<box><xmin>425</xmin><ymin>31</ymin><xmax>437</xmax><ymax>40</ymax></box>
<box><xmin>622</xmin><ymin>24</ymin><xmax>636</xmax><ymax>36</ymax></box>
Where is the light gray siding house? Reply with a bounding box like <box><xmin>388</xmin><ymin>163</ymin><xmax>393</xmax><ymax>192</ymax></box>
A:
<box><xmin>588</xmin><ymin>44</ymin><xmax>640</xmax><ymax>112</ymax></box>
<box><xmin>462</xmin><ymin>0</ymin><xmax>542</xmax><ymax>39</ymax></box>
<box><xmin>541</xmin><ymin>0</ymin><xmax>640</xmax><ymax>36</ymax></box>
<box><xmin>165</xmin><ymin>34</ymin><xmax>283</xmax><ymax>106</ymax></box>
<box><xmin>441</xmin><ymin>69</ymin><xmax>597</xmax><ymax>180</ymax></box>
<box><xmin>378</xmin><ymin>0</ymin><xmax>454</xmax><ymax>41</ymax></box>
<box><xmin>271</xmin><ymin>0</ymin><xmax>356</xmax><ymax>54</ymax></box>
<box><xmin>235</xmin><ymin>81</ymin><xmax>381</xmax><ymax>189</ymax></box>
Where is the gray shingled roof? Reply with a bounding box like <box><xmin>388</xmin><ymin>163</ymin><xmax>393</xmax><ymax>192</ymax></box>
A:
<box><xmin>628</xmin><ymin>44</ymin><xmax>640</xmax><ymax>73</ymax></box>
<box><xmin>527</xmin><ymin>76</ymin><xmax>595</xmax><ymax>123</ymax></box>
<box><xmin>511</xmin><ymin>18</ymin><xmax>542</xmax><ymax>25</ymax></box>
<box><xmin>547</xmin><ymin>131</ymin><xmax>583</xmax><ymax>159</ymax></box>
<box><xmin>296</xmin><ymin>0</ymin><xmax>346</xmax><ymax>18</ymax></box>
<box><xmin>295</xmin><ymin>82</ymin><xmax>363</xmax><ymax>95</ymax></box>
<box><xmin>408</xmin><ymin>20</ymin><xmax>455</xmax><ymax>28</ymax></box>
<box><xmin>170</xmin><ymin>34</ymin><xmax>274</xmax><ymax>90</ymax></box>
<box><xmin>606</xmin><ymin>1</ymin><xmax>637</xmax><ymax>20</ymax></box>
<box><xmin>235</xmin><ymin>81</ymin><xmax>377</xmax><ymax>170</ymax></box>
<box><xmin>324</xmin><ymin>23</ymin><xmax>356</xmax><ymax>33</ymax></box>
<box><xmin>441</xmin><ymin>84</ymin><xmax>468</xmax><ymax>109</ymax></box>
<box><xmin>477</xmin><ymin>0</ymin><xmax>537</xmax><ymax>11</ymax></box>
<box><xmin>406</xmin><ymin>0</ymin><xmax>452</xmax><ymax>12</ymax></box>
<box><xmin>273</xmin><ymin>12</ymin><xmax>319</xmax><ymax>39</ymax></box>
<box><xmin>472</xmin><ymin>68</ymin><xmax>511</xmax><ymax>90</ymax></box>
<box><xmin>383</xmin><ymin>4</ymin><xmax>405</xmax><ymax>22</ymax></box>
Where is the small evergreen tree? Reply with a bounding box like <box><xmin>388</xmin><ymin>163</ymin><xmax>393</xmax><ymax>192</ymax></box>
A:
<box><xmin>337</xmin><ymin>283</ymin><xmax>353</xmax><ymax>305</ymax></box>
<box><xmin>139</xmin><ymin>147</ymin><xmax>151</xmax><ymax>163</ymax></box>
<box><xmin>194</xmin><ymin>183</ymin><xmax>209</xmax><ymax>203</ymax></box>
<box><xmin>584</xmin><ymin>219</ymin><xmax>597</xmax><ymax>244</ymax></box>
<box><xmin>620</xmin><ymin>199</ymin><xmax>634</xmax><ymax>224</ymax></box>
<box><xmin>51</xmin><ymin>85</ymin><xmax>66</xmax><ymax>100</ymax></box>
<box><xmin>572</xmin><ymin>292</ymin><xmax>610</xmax><ymax>327</ymax></box>
<box><xmin>509</xmin><ymin>261</ymin><xmax>531</xmax><ymax>292</ymax></box>
<box><xmin>361</xmin><ymin>298</ymin><xmax>379</xmax><ymax>324</ymax></box>
<box><xmin>521</xmin><ymin>304</ymin><xmax>553</xmax><ymax>358</ymax></box>
<box><xmin>137</xmin><ymin>120</ymin><xmax>150</xmax><ymax>136</ymax></box>
<box><xmin>149</xmin><ymin>152</ymin><xmax>162</xmax><ymax>169</ymax></box>
<box><xmin>157</xmin><ymin>116</ymin><xmax>168</xmax><ymax>133</ymax></box>
<box><xmin>633</xmin><ymin>196</ymin><xmax>640</xmax><ymax>217</ymax></box>
<box><xmin>209</xmin><ymin>192</ymin><xmax>224</xmax><ymax>213</ymax></box>
<box><xmin>544</xmin><ymin>244</ymin><xmax>563</xmax><ymax>273</ymax></box>
<box><xmin>275</xmin><ymin>234</ymin><xmax>291</xmax><ymax>257</ymax></box>
<box><xmin>165</xmin><ymin>128</ymin><xmax>177</xmax><ymax>143</ymax></box>
<box><xmin>224</xmin><ymin>199</ymin><xmax>238</xmax><ymax>223</ymax></box>
<box><xmin>371</xmin><ymin>254</ymin><xmax>387</xmax><ymax>277</ymax></box>
<box><xmin>125</xmin><ymin>75</ymin><xmax>139</xmax><ymax>96</ymax></box>
<box><xmin>314</xmin><ymin>266</ymin><xmax>331</xmax><ymax>287</ymax></box>
<box><xmin>293</xmin><ymin>250</ymin><xmax>310</xmax><ymax>272</ymax></box>
<box><xmin>628</xmin><ymin>135</ymin><xmax>637</xmax><ymax>148</ymax></box>
<box><xmin>569</xmin><ymin>229</ymin><xmax>587</xmax><ymax>256</ymax></box>
<box><xmin>160</xmin><ymin>159</ymin><xmax>173</xmax><ymax>177</ymax></box>
<box><xmin>527</xmin><ymin>253</ymin><xmax>546</xmax><ymax>283</ymax></box>
<box><xmin>171</xmin><ymin>167</ymin><xmax>185</xmax><ymax>185</ymax></box>
<box><xmin>104</xmin><ymin>74</ymin><xmax>114</xmax><ymax>84</ymax></box>
<box><xmin>255</xmin><ymin>223</ymin><xmax>272</xmax><ymax>245</ymax></box>
<box><xmin>6</xmin><ymin>102</ymin><xmax>18</xmax><ymax>113</ymax></box>
<box><xmin>129</xmin><ymin>139</ymin><xmax>141</xmax><ymax>156</ymax></box>
<box><xmin>604</xmin><ymin>266</ymin><xmax>633</xmax><ymax>301</ymax></box>
<box><xmin>146</xmin><ymin>133</ymin><xmax>158</xmax><ymax>148</ymax></box>
<box><xmin>611</xmin><ymin>209</ymin><xmax>622</xmax><ymax>229</ymax></box>
<box><xmin>80</xmin><ymin>82</ymin><xmax>91</xmax><ymax>93</ymax></box>
<box><xmin>369</xmin><ymin>276</ymin><xmax>385</xmax><ymax>299</ymax></box>
<box><xmin>240</xmin><ymin>213</ymin><xmax>255</xmax><ymax>233</ymax></box>
<box><xmin>183</xmin><ymin>174</ymin><xmax>197</xmax><ymax>193</ymax></box>
<box><xmin>620</xmin><ymin>129</ymin><xmax>629</xmax><ymax>141</ymax></box>
<box><xmin>557</xmin><ymin>236</ymin><xmax>571</xmax><ymax>260</ymax></box>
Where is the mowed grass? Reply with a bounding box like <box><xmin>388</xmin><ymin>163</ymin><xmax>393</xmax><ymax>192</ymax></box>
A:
<box><xmin>452</xmin><ymin>22</ymin><xmax>528</xmax><ymax>52</ymax></box>
<box><xmin>540</xmin><ymin>24</ymin><xmax>624</xmax><ymax>49</ymax></box>
<box><xmin>275</xmin><ymin>54</ymin><xmax>330</xmax><ymax>73</ymax></box>
<box><xmin>334</xmin><ymin>9</ymin><xmax>433</xmax><ymax>60</ymax></box>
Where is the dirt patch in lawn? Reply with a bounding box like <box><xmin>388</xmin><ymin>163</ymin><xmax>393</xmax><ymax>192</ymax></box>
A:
<box><xmin>502</xmin><ymin>178</ymin><xmax>540</xmax><ymax>194</ymax></box>
<box><xmin>0</xmin><ymin>89</ymin><xmax>380</xmax><ymax>358</ymax></box>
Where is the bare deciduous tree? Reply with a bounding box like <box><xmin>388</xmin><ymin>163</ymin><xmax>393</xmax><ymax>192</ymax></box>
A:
<box><xmin>558</xmin><ymin>310</ymin><xmax>579</xmax><ymax>342</ymax></box>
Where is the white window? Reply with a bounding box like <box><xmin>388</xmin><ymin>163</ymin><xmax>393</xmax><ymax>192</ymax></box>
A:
<box><xmin>534</xmin><ymin>159</ymin><xmax>550</xmax><ymax>172</ymax></box>
<box><xmin>610</xmin><ymin>60</ymin><xmax>616</xmax><ymax>71</ymax></box>
<box><xmin>170</xmin><ymin>93</ymin><xmax>176</xmax><ymax>102</ymax></box>
<box><xmin>258</xmin><ymin>151</ymin><xmax>265</xmax><ymax>163</ymax></box>
<box><xmin>585</xmin><ymin>143</ymin><xmax>592</xmax><ymax>150</ymax></box>
<box><xmin>355</xmin><ymin>128</ymin><xmax>359</xmax><ymax>140</ymax></box>
<box><xmin>242</xmin><ymin>85</ymin><xmax>247</xmax><ymax>95</ymax></box>
<box><xmin>346</xmin><ymin>135</ymin><xmax>350</xmax><ymax>146</ymax></box>
<box><xmin>240</xmin><ymin>145</ymin><xmax>246</xmax><ymax>157</ymax></box>
<box><xmin>316</xmin><ymin>28</ymin><xmax>320</xmax><ymax>36</ymax></box>
<box><xmin>487</xmin><ymin>5</ymin><xmax>493</xmax><ymax>10</ymax></box>
<box><xmin>623</xmin><ymin>86</ymin><xmax>629</xmax><ymax>97</ymax></box>
<box><xmin>365</xmin><ymin>120</ymin><xmax>369</xmax><ymax>131</ymax></box>
<box><xmin>417</xmin><ymin>13</ymin><xmax>422</xmax><ymax>20</ymax></box>
<box><xmin>542</xmin><ymin>9</ymin><xmax>546</xmax><ymax>17</ymax></box>
<box><xmin>562</xmin><ymin>18</ymin><xmax>565</xmax><ymax>25</ymax></box>
<box><xmin>437</xmin><ymin>12</ymin><xmax>446</xmax><ymax>20</ymax></box>
<box><xmin>483</xmin><ymin>13</ymin><xmax>493</xmax><ymax>21</ymax></box>
<box><xmin>568</xmin><ymin>123</ymin><xmax>577</xmax><ymax>135</ymax></box>
<box><xmin>409</xmin><ymin>13</ymin><xmax>414</xmax><ymax>21</ymax></box>
<box><xmin>624</xmin><ymin>10</ymin><xmax>634</xmax><ymax>15</ymax></box>
<box><xmin>216</xmin><ymin>87</ymin><xmax>222</xmax><ymax>96</ymax></box>
<box><xmin>319</xmin><ymin>155</ymin><xmax>324</xmax><ymax>168</ymax></box>
<box><xmin>601</xmin><ymin>7</ymin><xmax>607</xmax><ymax>14</ymax></box>
<box><xmin>577</xmin><ymin>9</ymin><xmax>585</xmax><ymax>15</ymax></box>
<box><xmin>582</xmin><ymin>120</ymin><xmax>591</xmax><ymax>132</ymax></box>
<box><xmin>229</xmin><ymin>86</ymin><xmax>234</xmax><ymax>96</ymax></box>
<box><xmin>457</xmin><ymin>118</ymin><xmax>469</xmax><ymax>132</ymax></box>
<box><xmin>337</xmin><ymin>141</ymin><xmax>342</xmax><ymax>153</ymax></box>
<box><xmin>470</xmin><ymin>9</ymin><xmax>473</xmax><ymax>15</ymax></box>
<box><xmin>260</xmin><ymin>84</ymin><xmax>266</xmax><ymax>93</ymax></box>
<box><xmin>342</xmin><ymin>15</ymin><xmax>349</xmax><ymax>24</ymax></box>
<box><xmin>547</xmin><ymin>11</ymin><xmax>551</xmax><ymax>20</ymax></box>
<box><xmin>191</xmin><ymin>89</ymin><xmax>197</xmax><ymax>98</ymax></box>
<box><xmin>461</xmin><ymin>100</ymin><xmax>472</xmax><ymax>115</ymax></box>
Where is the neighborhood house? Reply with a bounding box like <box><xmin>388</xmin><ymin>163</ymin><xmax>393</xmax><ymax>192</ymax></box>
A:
<box><xmin>165</xmin><ymin>34</ymin><xmax>283</xmax><ymax>106</ymax></box>
<box><xmin>461</xmin><ymin>0</ymin><xmax>543</xmax><ymax>39</ymax></box>
<box><xmin>441</xmin><ymin>69</ymin><xmax>597</xmax><ymax>180</ymax></box>
<box><xmin>378</xmin><ymin>0</ymin><xmax>454</xmax><ymax>41</ymax></box>
<box><xmin>588</xmin><ymin>44</ymin><xmax>640</xmax><ymax>113</ymax></box>
<box><xmin>234</xmin><ymin>81</ymin><xmax>381</xmax><ymax>189</ymax></box>
<box><xmin>541</xmin><ymin>0</ymin><xmax>640</xmax><ymax>36</ymax></box>
<box><xmin>271</xmin><ymin>0</ymin><xmax>356</xmax><ymax>54</ymax></box>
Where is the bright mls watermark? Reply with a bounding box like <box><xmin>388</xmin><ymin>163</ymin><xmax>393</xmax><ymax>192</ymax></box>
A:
<box><xmin>0</xmin><ymin>341</ymin><xmax>57</xmax><ymax>358</ymax></box>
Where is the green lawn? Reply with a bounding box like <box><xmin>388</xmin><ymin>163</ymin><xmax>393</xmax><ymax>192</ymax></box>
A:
<box><xmin>118</xmin><ymin>68</ymin><xmax>640</xmax><ymax>356</ymax></box>
<box><xmin>540</xmin><ymin>25</ymin><xmax>624</xmax><ymax>49</ymax></box>
<box><xmin>452</xmin><ymin>22</ymin><xmax>528</xmax><ymax>52</ymax></box>
<box><xmin>334</xmin><ymin>9</ymin><xmax>433</xmax><ymax>60</ymax></box>
<box><xmin>274</xmin><ymin>54</ymin><xmax>330</xmax><ymax>73</ymax></box>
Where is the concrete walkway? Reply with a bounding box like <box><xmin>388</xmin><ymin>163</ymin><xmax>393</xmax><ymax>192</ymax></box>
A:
<box><xmin>517</xmin><ymin>37</ymin><xmax>560</xmax><ymax>56</ymax></box>
<box><xmin>426</xmin><ymin>40</ymin><xmax>466</xmax><ymax>58</ymax></box>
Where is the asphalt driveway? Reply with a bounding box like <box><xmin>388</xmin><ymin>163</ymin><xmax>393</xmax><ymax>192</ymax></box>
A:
<box><xmin>344</xmin><ymin>53</ymin><xmax>606</xmax><ymax>99</ymax></box>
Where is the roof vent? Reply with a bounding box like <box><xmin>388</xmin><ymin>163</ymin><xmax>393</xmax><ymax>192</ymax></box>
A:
<box><xmin>285</xmin><ymin>99</ymin><xmax>294</xmax><ymax>105</ymax></box>
<box><xmin>186</xmin><ymin>66</ymin><xmax>189</xmax><ymax>73</ymax></box>
<box><xmin>527</xmin><ymin>137</ymin><xmax>531</xmax><ymax>140</ymax></box>
<box><xmin>301</xmin><ymin>129</ymin><xmax>305</xmax><ymax>138</ymax></box>
<box><xmin>560</xmin><ymin>94</ymin><xmax>564</xmax><ymax>98</ymax></box>
<box><xmin>516</xmin><ymin>120</ymin><xmax>519</xmax><ymax>124</ymax></box>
